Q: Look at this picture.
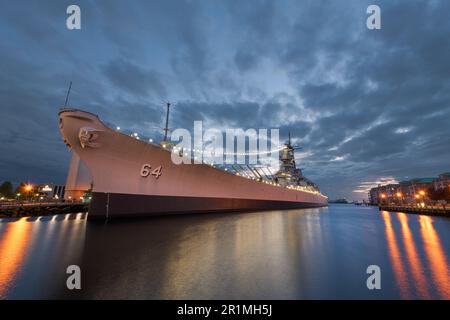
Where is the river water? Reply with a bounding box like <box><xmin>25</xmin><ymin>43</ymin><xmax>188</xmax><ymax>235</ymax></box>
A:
<box><xmin>0</xmin><ymin>204</ymin><xmax>449</xmax><ymax>299</ymax></box>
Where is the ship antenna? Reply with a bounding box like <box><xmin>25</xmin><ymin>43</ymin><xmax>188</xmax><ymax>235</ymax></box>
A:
<box><xmin>288</xmin><ymin>131</ymin><xmax>291</xmax><ymax>146</ymax></box>
<box><xmin>64</xmin><ymin>81</ymin><xmax>72</xmax><ymax>107</ymax></box>
<box><xmin>163</xmin><ymin>101</ymin><xmax>172</xmax><ymax>141</ymax></box>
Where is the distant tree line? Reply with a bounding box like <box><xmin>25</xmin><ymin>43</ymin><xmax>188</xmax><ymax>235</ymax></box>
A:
<box><xmin>0</xmin><ymin>181</ymin><xmax>14</xmax><ymax>198</ymax></box>
<box><xmin>0</xmin><ymin>181</ymin><xmax>38</xmax><ymax>199</ymax></box>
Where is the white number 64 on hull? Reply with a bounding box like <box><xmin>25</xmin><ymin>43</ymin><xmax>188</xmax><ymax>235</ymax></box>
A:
<box><xmin>140</xmin><ymin>164</ymin><xmax>162</xmax><ymax>179</ymax></box>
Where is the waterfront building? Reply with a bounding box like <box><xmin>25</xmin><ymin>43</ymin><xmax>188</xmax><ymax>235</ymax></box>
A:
<box><xmin>37</xmin><ymin>183</ymin><xmax>66</xmax><ymax>199</ymax></box>
<box><xmin>398</xmin><ymin>178</ymin><xmax>435</xmax><ymax>203</ymax></box>
<box><xmin>369</xmin><ymin>184</ymin><xmax>396</xmax><ymax>204</ymax></box>
<box><xmin>368</xmin><ymin>176</ymin><xmax>443</xmax><ymax>205</ymax></box>
<box><xmin>368</xmin><ymin>188</ymin><xmax>378</xmax><ymax>204</ymax></box>
<box><xmin>434</xmin><ymin>172</ymin><xmax>450</xmax><ymax>190</ymax></box>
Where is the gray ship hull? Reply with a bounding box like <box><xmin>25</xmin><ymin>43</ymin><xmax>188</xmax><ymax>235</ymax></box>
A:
<box><xmin>89</xmin><ymin>192</ymin><xmax>326</xmax><ymax>219</ymax></box>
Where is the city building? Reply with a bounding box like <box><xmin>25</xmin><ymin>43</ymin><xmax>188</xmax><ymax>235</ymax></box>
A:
<box><xmin>368</xmin><ymin>175</ymin><xmax>446</xmax><ymax>205</ymax></box>
<box><xmin>369</xmin><ymin>183</ymin><xmax>400</xmax><ymax>205</ymax></box>
<box><xmin>434</xmin><ymin>172</ymin><xmax>450</xmax><ymax>190</ymax></box>
<box><xmin>37</xmin><ymin>183</ymin><xmax>66</xmax><ymax>199</ymax></box>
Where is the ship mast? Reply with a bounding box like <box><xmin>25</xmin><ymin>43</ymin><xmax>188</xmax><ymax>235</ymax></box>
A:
<box><xmin>64</xmin><ymin>81</ymin><xmax>72</xmax><ymax>107</ymax></box>
<box><xmin>162</xmin><ymin>102</ymin><xmax>171</xmax><ymax>142</ymax></box>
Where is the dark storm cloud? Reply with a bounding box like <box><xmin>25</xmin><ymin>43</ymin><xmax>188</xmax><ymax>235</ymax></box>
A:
<box><xmin>234</xmin><ymin>50</ymin><xmax>259</xmax><ymax>72</ymax></box>
<box><xmin>102</xmin><ymin>59</ymin><xmax>167</xmax><ymax>98</ymax></box>
<box><xmin>275</xmin><ymin>0</ymin><xmax>450</xmax><ymax>198</ymax></box>
<box><xmin>1</xmin><ymin>0</ymin><xmax>450</xmax><ymax>200</ymax></box>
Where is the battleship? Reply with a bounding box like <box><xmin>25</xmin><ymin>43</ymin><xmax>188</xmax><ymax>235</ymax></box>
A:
<box><xmin>59</xmin><ymin>107</ymin><xmax>327</xmax><ymax>219</ymax></box>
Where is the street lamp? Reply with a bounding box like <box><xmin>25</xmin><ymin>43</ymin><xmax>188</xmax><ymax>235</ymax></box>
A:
<box><xmin>396</xmin><ymin>192</ymin><xmax>403</xmax><ymax>205</ymax></box>
<box><xmin>419</xmin><ymin>190</ymin><xmax>425</xmax><ymax>200</ymax></box>
<box><xmin>414</xmin><ymin>194</ymin><xmax>421</xmax><ymax>207</ymax></box>
<box><xmin>380</xmin><ymin>193</ymin><xmax>386</xmax><ymax>205</ymax></box>
<box><xmin>418</xmin><ymin>190</ymin><xmax>426</xmax><ymax>206</ymax></box>
<box><xmin>24</xmin><ymin>184</ymin><xmax>33</xmax><ymax>201</ymax></box>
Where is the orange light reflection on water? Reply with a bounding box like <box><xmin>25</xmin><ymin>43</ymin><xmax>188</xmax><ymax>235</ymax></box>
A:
<box><xmin>0</xmin><ymin>218</ymin><xmax>32</xmax><ymax>298</ymax></box>
<box><xmin>419</xmin><ymin>215</ymin><xmax>450</xmax><ymax>299</ymax></box>
<box><xmin>381</xmin><ymin>211</ymin><xmax>411</xmax><ymax>299</ymax></box>
<box><xmin>396</xmin><ymin>213</ymin><xmax>431</xmax><ymax>299</ymax></box>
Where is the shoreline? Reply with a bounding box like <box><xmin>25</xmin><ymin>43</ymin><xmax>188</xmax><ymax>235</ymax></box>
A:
<box><xmin>0</xmin><ymin>202</ymin><xmax>88</xmax><ymax>218</ymax></box>
<box><xmin>378</xmin><ymin>205</ymin><xmax>449</xmax><ymax>217</ymax></box>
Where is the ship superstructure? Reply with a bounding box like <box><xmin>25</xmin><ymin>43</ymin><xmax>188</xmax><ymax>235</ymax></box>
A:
<box><xmin>274</xmin><ymin>133</ymin><xmax>320</xmax><ymax>193</ymax></box>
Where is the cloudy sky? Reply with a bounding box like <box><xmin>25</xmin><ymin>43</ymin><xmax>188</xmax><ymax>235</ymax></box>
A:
<box><xmin>1</xmin><ymin>0</ymin><xmax>450</xmax><ymax>200</ymax></box>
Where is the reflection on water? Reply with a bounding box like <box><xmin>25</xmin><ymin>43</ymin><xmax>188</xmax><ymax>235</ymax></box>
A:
<box><xmin>0</xmin><ymin>206</ymin><xmax>449</xmax><ymax>299</ymax></box>
<box><xmin>154</xmin><ymin>210</ymin><xmax>322</xmax><ymax>299</ymax></box>
<box><xmin>0</xmin><ymin>218</ymin><xmax>32</xmax><ymax>298</ymax></box>
<box><xmin>381</xmin><ymin>211</ymin><xmax>411</xmax><ymax>299</ymax></box>
<box><xmin>419</xmin><ymin>215</ymin><xmax>450</xmax><ymax>298</ymax></box>
<box><xmin>381</xmin><ymin>211</ymin><xmax>450</xmax><ymax>299</ymax></box>
<box><xmin>0</xmin><ymin>213</ymin><xmax>86</xmax><ymax>299</ymax></box>
<box><xmin>396</xmin><ymin>213</ymin><xmax>431</xmax><ymax>299</ymax></box>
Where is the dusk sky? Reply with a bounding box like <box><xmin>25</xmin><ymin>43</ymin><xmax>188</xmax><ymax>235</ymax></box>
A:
<box><xmin>1</xmin><ymin>0</ymin><xmax>450</xmax><ymax>200</ymax></box>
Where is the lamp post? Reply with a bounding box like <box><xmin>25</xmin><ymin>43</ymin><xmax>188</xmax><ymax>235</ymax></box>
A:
<box><xmin>24</xmin><ymin>184</ymin><xmax>33</xmax><ymax>202</ymax></box>
<box><xmin>396</xmin><ymin>192</ymin><xmax>403</xmax><ymax>206</ymax></box>
<box><xmin>380</xmin><ymin>193</ymin><xmax>386</xmax><ymax>205</ymax></box>
<box><xmin>419</xmin><ymin>190</ymin><xmax>426</xmax><ymax>207</ymax></box>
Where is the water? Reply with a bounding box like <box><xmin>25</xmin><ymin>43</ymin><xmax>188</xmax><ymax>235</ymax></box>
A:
<box><xmin>0</xmin><ymin>204</ymin><xmax>449</xmax><ymax>299</ymax></box>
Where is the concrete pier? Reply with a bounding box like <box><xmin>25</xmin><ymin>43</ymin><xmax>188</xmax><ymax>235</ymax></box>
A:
<box><xmin>0</xmin><ymin>202</ymin><xmax>88</xmax><ymax>218</ymax></box>
<box><xmin>379</xmin><ymin>204</ymin><xmax>450</xmax><ymax>217</ymax></box>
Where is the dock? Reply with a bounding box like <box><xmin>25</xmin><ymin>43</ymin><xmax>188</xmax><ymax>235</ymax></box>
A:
<box><xmin>0</xmin><ymin>201</ymin><xmax>88</xmax><ymax>218</ymax></box>
<box><xmin>378</xmin><ymin>204</ymin><xmax>450</xmax><ymax>217</ymax></box>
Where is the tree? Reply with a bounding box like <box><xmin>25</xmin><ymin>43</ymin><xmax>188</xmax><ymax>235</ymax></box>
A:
<box><xmin>14</xmin><ymin>182</ymin><xmax>36</xmax><ymax>199</ymax></box>
<box><xmin>15</xmin><ymin>182</ymin><xmax>26</xmax><ymax>195</ymax></box>
<box><xmin>0</xmin><ymin>181</ymin><xmax>14</xmax><ymax>199</ymax></box>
